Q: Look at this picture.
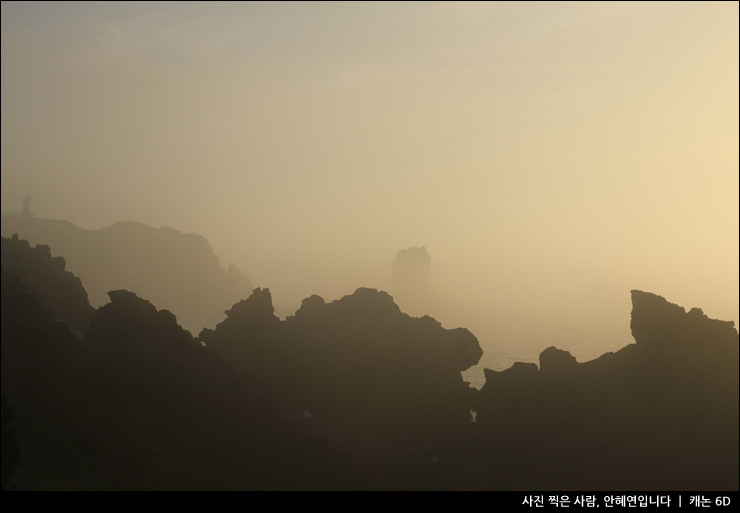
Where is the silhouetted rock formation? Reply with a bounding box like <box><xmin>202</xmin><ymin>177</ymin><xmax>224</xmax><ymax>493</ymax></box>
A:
<box><xmin>3</xmin><ymin>230</ymin><xmax>735</xmax><ymax>490</ymax></box>
<box><xmin>390</xmin><ymin>246</ymin><xmax>432</xmax><ymax>316</ymax></box>
<box><xmin>2</xmin><ymin>265</ymin><xmax>361</xmax><ymax>489</ymax></box>
<box><xmin>0</xmin><ymin>217</ymin><xmax>252</xmax><ymax>333</ymax></box>
<box><xmin>475</xmin><ymin>290</ymin><xmax>739</xmax><ymax>490</ymax></box>
<box><xmin>201</xmin><ymin>287</ymin><xmax>483</xmax><ymax>460</ymax></box>
<box><xmin>538</xmin><ymin>346</ymin><xmax>578</xmax><ymax>376</ymax></box>
<box><xmin>199</xmin><ymin>288</ymin><xmax>283</xmax><ymax>386</ymax></box>
<box><xmin>85</xmin><ymin>289</ymin><xmax>362</xmax><ymax>489</ymax></box>
<box><xmin>2</xmin><ymin>234</ymin><xmax>95</xmax><ymax>334</ymax></box>
<box><xmin>1</xmin><ymin>268</ymin><xmax>155</xmax><ymax>489</ymax></box>
<box><xmin>391</xmin><ymin>246</ymin><xmax>431</xmax><ymax>294</ymax></box>
<box><xmin>630</xmin><ymin>290</ymin><xmax>738</xmax><ymax>377</ymax></box>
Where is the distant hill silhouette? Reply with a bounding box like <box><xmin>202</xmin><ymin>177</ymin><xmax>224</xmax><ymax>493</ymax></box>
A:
<box><xmin>1</xmin><ymin>217</ymin><xmax>252</xmax><ymax>333</ymax></box>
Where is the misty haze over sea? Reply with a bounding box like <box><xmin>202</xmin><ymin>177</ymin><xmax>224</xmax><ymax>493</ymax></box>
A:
<box><xmin>2</xmin><ymin>2</ymin><xmax>737</xmax><ymax>336</ymax></box>
<box><xmin>1</xmin><ymin>2</ymin><xmax>737</xmax><ymax>491</ymax></box>
<box><xmin>0</xmin><ymin>214</ymin><xmax>637</xmax><ymax>389</ymax></box>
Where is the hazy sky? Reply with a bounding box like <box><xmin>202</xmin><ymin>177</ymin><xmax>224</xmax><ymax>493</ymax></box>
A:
<box><xmin>2</xmin><ymin>2</ymin><xmax>738</xmax><ymax>327</ymax></box>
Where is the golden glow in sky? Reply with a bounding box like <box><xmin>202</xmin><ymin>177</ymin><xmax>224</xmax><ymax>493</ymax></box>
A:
<box><xmin>2</xmin><ymin>2</ymin><xmax>738</xmax><ymax>329</ymax></box>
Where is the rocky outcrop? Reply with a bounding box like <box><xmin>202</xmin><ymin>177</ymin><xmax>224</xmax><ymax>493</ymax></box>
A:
<box><xmin>1</xmin><ymin>269</ymin><xmax>155</xmax><ymax>489</ymax></box>
<box><xmin>2</xmin><ymin>273</ymin><xmax>363</xmax><ymax>490</ymax></box>
<box><xmin>538</xmin><ymin>346</ymin><xmax>578</xmax><ymax>376</ymax></box>
<box><xmin>5</xmin><ymin>235</ymin><xmax>735</xmax><ymax>491</ymax></box>
<box><xmin>1</xmin><ymin>234</ymin><xmax>96</xmax><ymax>334</ymax></box>
<box><xmin>198</xmin><ymin>287</ymin><xmax>284</xmax><ymax>387</ymax></box>
<box><xmin>202</xmin><ymin>287</ymin><xmax>483</xmax><ymax>447</ymax></box>
<box><xmin>475</xmin><ymin>290</ymin><xmax>739</xmax><ymax>490</ymax></box>
<box><xmin>87</xmin><ymin>288</ymin><xmax>365</xmax><ymax>489</ymax></box>
<box><xmin>630</xmin><ymin>289</ymin><xmax>739</xmax><ymax>378</ymax></box>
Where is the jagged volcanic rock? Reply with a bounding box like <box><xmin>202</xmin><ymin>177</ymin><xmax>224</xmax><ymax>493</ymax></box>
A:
<box><xmin>2</xmin><ymin>267</ymin><xmax>362</xmax><ymax>489</ymax></box>
<box><xmin>202</xmin><ymin>287</ymin><xmax>483</xmax><ymax>447</ymax></box>
<box><xmin>475</xmin><ymin>290</ymin><xmax>739</xmax><ymax>490</ymax></box>
<box><xmin>539</xmin><ymin>346</ymin><xmax>578</xmax><ymax>376</ymax></box>
<box><xmin>1</xmin><ymin>269</ymin><xmax>156</xmax><ymax>489</ymax></box>
<box><xmin>1</xmin><ymin>234</ymin><xmax>95</xmax><ymax>334</ymax></box>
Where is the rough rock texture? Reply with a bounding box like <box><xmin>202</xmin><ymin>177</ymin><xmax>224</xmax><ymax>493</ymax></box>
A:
<box><xmin>2</xmin><ymin>266</ymin><xmax>362</xmax><ymax>489</ymax></box>
<box><xmin>4</xmin><ymin>232</ymin><xmax>735</xmax><ymax>491</ymax></box>
<box><xmin>1</xmin><ymin>269</ymin><xmax>154</xmax><ymax>490</ymax></box>
<box><xmin>539</xmin><ymin>346</ymin><xmax>578</xmax><ymax>376</ymax></box>
<box><xmin>85</xmin><ymin>289</ymin><xmax>361</xmax><ymax>490</ymax></box>
<box><xmin>475</xmin><ymin>290</ymin><xmax>739</xmax><ymax>490</ymax></box>
<box><xmin>630</xmin><ymin>289</ymin><xmax>739</xmax><ymax>378</ymax></box>
<box><xmin>1</xmin><ymin>234</ymin><xmax>95</xmax><ymax>334</ymax></box>
<box><xmin>201</xmin><ymin>287</ymin><xmax>483</xmax><ymax>454</ymax></box>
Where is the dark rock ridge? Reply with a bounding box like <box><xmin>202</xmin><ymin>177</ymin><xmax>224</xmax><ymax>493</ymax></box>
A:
<box><xmin>201</xmin><ymin>287</ymin><xmax>483</xmax><ymax>452</ymax></box>
<box><xmin>85</xmin><ymin>289</ymin><xmax>359</xmax><ymax>489</ymax></box>
<box><xmin>1</xmin><ymin>234</ymin><xmax>96</xmax><ymax>334</ymax></box>
<box><xmin>2</xmin><ymin>269</ymin><xmax>362</xmax><ymax>490</ymax></box>
<box><xmin>1</xmin><ymin>268</ymin><xmax>154</xmax><ymax>489</ymax></box>
<box><xmin>475</xmin><ymin>290</ymin><xmax>739</xmax><ymax>490</ymax></box>
<box><xmin>0</xmin><ymin>216</ymin><xmax>252</xmax><ymax>333</ymax></box>
<box><xmin>3</xmin><ymin>231</ymin><xmax>736</xmax><ymax>489</ymax></box>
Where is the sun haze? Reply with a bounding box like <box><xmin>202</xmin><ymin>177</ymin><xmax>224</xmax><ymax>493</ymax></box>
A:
<box><xmin>2</xmin><ymin>2</ymin><xmax>738</xmax><ymax>355</ymax></box>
